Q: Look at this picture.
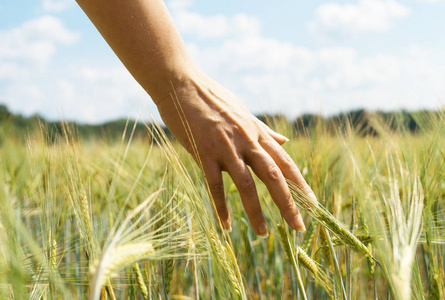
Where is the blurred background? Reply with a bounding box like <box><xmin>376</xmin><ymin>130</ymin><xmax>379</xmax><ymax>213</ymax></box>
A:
<box><xmin>1</xmin><ymin>0</ymin><xmax>444</xmax><ymax>124</ymax></box>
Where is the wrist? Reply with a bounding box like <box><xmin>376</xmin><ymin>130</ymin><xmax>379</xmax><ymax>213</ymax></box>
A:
<box><xmin>149</xmin><ymin>60</ymin><xmax>201</xmax><ymax>106</ymax></box>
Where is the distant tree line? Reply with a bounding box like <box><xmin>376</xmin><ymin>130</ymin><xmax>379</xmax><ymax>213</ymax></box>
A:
<box><xmin>0</xmin><ymin>103</ymin><xmax>441</xmax><ymax>144</ymax></box>
<box><xmin>0</xmin><ymin>104</ymin><xmax>168</xmax><ymax>144</ymax></box>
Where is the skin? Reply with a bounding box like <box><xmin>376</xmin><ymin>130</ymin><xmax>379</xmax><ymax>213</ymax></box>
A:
<box><xmin>76</xmin><ymin>0</ymin><xmax>317</xmax><ymax>236</ymax></box>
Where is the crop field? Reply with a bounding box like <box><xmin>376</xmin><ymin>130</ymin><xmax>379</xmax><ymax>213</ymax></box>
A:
<box><xmin>0</xmin><ymin>111</ymin><xmax>444</xmax><ymax>299</ymax></box>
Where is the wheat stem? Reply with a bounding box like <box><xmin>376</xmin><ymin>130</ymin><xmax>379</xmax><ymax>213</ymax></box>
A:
<box><xmin>277</xmin><ymin>224</ymin><xmax>307</xmax><ymax>300</ymax></box>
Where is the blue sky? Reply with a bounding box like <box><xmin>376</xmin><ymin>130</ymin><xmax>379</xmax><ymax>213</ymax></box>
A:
<box><xmin>1</xmin><ymin>0</ymin><xmax>444</xmax><ymax>123</ymax></box>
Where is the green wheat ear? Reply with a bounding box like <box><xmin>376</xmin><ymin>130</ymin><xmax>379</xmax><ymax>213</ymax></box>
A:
<box><xmin>287</xmin><ymin>179</ymin><xmax>374</xmax><ymax>259</ymax></box>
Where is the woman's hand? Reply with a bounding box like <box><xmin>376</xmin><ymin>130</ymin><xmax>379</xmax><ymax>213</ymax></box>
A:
<box><xmin>156</xmin><ymin>66</ymin><xmax>316</xmax><ymax>237</ymax></box>
<box><xmin>76</xmin><ymin>0</ymin><xmax>316</xmax><ymax>236</ymax></box>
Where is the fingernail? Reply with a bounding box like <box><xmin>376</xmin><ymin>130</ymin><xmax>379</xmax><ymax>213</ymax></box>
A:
<box><xmin>223</xmin><ymin>219</ymin><xmax>232</xmax><ymax>232</ymax></box>
<box><xmin>292</xmin><ymin>214</ymin><xmax>306</xmax><ymax>232</ymax></box>
<box><xmin>258</xmin><ymin>223</ymin><xmax>269</xmax><ymax>238</ymax></box>
<box><xmin>283</xmin><ymin>136</ymin><xmax>290</xmax><ymax>143</ymax></box>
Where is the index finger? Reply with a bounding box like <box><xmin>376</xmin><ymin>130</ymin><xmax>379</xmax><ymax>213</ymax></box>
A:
<box><xmin>260</xmin><ymin>137</ymin><xmax>317</xmax><ymax>203</ymax></box>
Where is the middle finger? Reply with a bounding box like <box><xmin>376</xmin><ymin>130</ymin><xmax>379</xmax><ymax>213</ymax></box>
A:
<box><xmin>245</xmin><ymin>147</ymin><xmax>305</xmax><ymax>232</ymax></box>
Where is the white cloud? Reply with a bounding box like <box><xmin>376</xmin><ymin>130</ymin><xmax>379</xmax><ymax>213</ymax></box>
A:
<box><xmin>172</xmin><ymin>5</ymin><xmax>443</xmax><ymax>117</ymax></box>
<box><xmin>42</xmin><ymin>0</ymin><xmax>74</xmax><ymax>12</ymax></box>
<box><xmin>62</xmin><ymin>66</ymin><xmax>149</xmax><ymax>123</ymax></box>
<box><xmin>174</xmin><ymin>12</ymin><xmax>261</xmax><ymax>39</ymax></box>
<box><xmin>170</xmin><ymin>2</ymin><xmax>261</xmax><ymax>39</ymax></box>
<box><xmin>1</xmin><ymin>63</ymin><xmax>151</xmax><ymax>124</ymax></box>
<box><xmin>0</xmin><ymin>13</ymin><xmax>154</xmax><ymax>124</ymax></box>
<box><xmin>0</xmin><ymin>15</ymin><xmax>80</xmax><ymax>71</ymax></box>
<box><xmin>168</xmin><ymin>0</ymin><xmax>194</xmax><ymax>11</ymax></box>
<box><xmin>308</xmin><ymin>0</ymin><xmax>411</xmax><ymax>40</ymax></box>
<box><xmin>24</xmin><ymin>15</ymin><xmax>79</xmax><ymax>44</ymax></box>
<box><xmin>174</xmin><ymin>11</ymin><xmax>231</xmax><ymax>39</ymax></box>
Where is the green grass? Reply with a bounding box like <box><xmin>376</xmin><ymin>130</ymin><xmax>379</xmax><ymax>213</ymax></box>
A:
<box><xmin>0</xmin><ymin>110</ymin><xmax>444</xmax><ymax>299</ymax></box>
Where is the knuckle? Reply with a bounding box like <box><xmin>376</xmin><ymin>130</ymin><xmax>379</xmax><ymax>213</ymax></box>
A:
<box><xmin>239</xmin><ymin>178</ymin><xmax>256</xmax><ymax>193</ymax></box>
<box><xmin>266</xmin><ymin>164</ymin><xmax>282</xmax><ymax>181</ymax></box>
<box><xmin>294</xmin><ymin>178</ymin><xmax>310</xmax><ymax>193</ymax></box>
<box><xmin>209</xmin><ymin>182</ymin><xmax>225</xmax><ymax>196</ymax></box>
<box><xmin>280</xmin><ymin>152</ymin><xmax>295</xmax><ymax>169</ymax></box>
<box><xmin>283</xmin><ymin>195</ymin><xmax>297</xmax><ymax>212</ymax></box>
<box><xmin>301</xmin><ymin>184</ymin><xmax>313</xmax><ymax>196</ymax></box>
<box><xmin>200</xmin><ymin>140</ymin><xmax>215</xmax><ymax>153</ymax></box>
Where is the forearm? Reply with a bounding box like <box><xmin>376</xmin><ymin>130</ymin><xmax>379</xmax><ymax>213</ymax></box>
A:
<box><xmin>76</xmin><ymin>0</ymin><xmax>193</xmax><ymax>103</ymax></box>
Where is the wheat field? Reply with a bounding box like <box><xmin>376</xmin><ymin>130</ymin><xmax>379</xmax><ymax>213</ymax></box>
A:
<box><xmin>0</xmin><ymin>110</ymin><xmax>444</xmax><ymax>299</ymax></box>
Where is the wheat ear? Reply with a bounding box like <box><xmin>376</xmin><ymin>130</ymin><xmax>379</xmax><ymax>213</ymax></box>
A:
<box><xmin>208</xmin><ymin>229</ymin><xmax>242</xmax><ymax>297</ymax></box>
<box><xmin>276</xmin><ymin>224</ymin><xmax>308</xmax><ymax>300</ymax></box>
<box><xmin>287</xmin><ymin>179</ymin><xmax>373</xmax><ymax>258</ymax></box>
<box><xmin>90</xmin><ymin>242</ymin><xmax>154</xmax><ymax>288</ymax></box>
<box><xmin>133</xmin><ymin>263</ymin><xmax>148</xmax><ymax>300</ymax></box>
<box><xmin>296</xmin><ymin>246</ymin><xmax>336</xmax><ymax>299</ymax></box>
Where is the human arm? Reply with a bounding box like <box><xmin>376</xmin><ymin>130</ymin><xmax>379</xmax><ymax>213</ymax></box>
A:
<box><xmin>76</xmin><ymin>0</ymin><xmax>316</xmax><ymax>236</ymax></box>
